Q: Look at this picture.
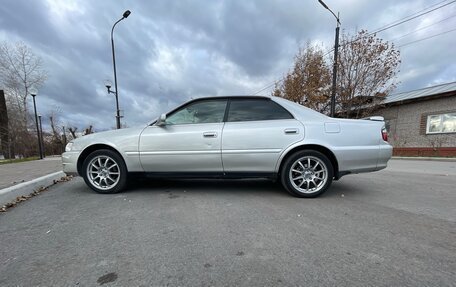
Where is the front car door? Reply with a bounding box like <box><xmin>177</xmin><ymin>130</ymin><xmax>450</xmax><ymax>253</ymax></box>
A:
<box><xmin>221</xmin><ymin>98</ymin><xmax>304</xmax><ymax>174</ymax></box>
<box><xmin>139</xmin><ymin>99</ymin><xmax>227</xmax><ymax>173</ymax></box>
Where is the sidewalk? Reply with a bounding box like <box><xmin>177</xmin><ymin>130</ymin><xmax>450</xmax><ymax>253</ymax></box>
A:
<box><xmin>0</xmin><ymin>157</ymin><xmax>63</xmax><ymax>190</ymax></box>
<box><xmin>0</xmin><ymin>157</ymin><xmax>66</xmax><ymax>206</ymax></box>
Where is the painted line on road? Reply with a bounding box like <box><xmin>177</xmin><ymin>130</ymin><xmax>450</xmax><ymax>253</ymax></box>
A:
<box><xmin>0</xmin><ymin>171</ymin><xmax>65</xmax><ymax>195</ymax></box>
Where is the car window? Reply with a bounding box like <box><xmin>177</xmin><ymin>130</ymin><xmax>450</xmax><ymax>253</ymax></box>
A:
<box><xmin>166</xmin><ymin>99</ymin><xmax>227</xmax><ymax>125</ymax></box>
<box><xmin>227</xmin><ymin>99</ymin><xmax>293</xmax><ymax>122</ymax></box>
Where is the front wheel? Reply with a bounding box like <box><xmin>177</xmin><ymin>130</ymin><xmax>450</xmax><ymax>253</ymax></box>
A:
<box><xmin>82</xmin><ymin>149</ymin><xmax>127</xmax><ymax>194</ymax></box>
<box><xmin>281</xmin><ymin>150</ymin><xmax>333</xmax><ymax>198</ymax></box>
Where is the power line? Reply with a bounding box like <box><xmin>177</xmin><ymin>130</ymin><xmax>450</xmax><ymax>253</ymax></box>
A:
<box><xmin>252</xmin><ymin>79</ymin><xmax>282</xmax><ymax>95</ymax></box>
<box><xmin>341</xmin><ymin>0</ymin><xmax>456</xmax><ymax>48</ymax></box>
<box><xmin>398</xmin><ymin>27</ymin><xmax>456</xmax><ymax>47</ymax></box>
<box><xmin>339</xmin><ymin>0</ymin><xmax>456</xmax><ymax>49</ymax></box>
<box><xmin>252</xmin><ymin>0</ymin><xmax>456</xmax><ymax>95</ymax></box>
<box><xmin>369</xmin><ymin>0</ymin><xmax>456</xmax><ymax>35</ymax></box>
<box><xmin>389</xmin><ymin>14</ymin><xmax>456</xmax><ymax>42</ymax></box>
<box><xmin>371</xmin><ymin>0</ymin><xmax>452</xmax><ymax>33</ymax></box>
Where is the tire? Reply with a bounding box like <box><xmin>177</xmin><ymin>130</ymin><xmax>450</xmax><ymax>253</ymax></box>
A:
<box><xmin>280</xmin><ymin>150</ymin><xmax>333</xmax><ymax>198</ymax></box>
<box><xmin>82</xmin><ymin>149</ymin><xmax>128</xmax><ymax>194</ymax></box>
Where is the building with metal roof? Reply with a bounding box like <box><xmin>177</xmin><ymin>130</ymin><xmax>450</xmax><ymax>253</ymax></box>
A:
<box><xmin>385</xmin><ymin>81</ymin><xmax>456</xmax><ymax>105</ymax></box>
<box><xmin>375</xmin><ymin>81</ymin><xmax>456</xmax><ymax>157</ymax></box>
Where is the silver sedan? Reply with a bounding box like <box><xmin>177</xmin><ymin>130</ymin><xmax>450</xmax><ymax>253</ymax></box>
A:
<box><xmin>62</xmin><ymin>96</ymin><xmax>392</xmax><ymax>197</ymax></box>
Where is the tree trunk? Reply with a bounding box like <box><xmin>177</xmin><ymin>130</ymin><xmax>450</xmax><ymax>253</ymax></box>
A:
<box><xmin>0</xmin><ymin>90</ymin><xmax>11</xmax><ymax>159</ymax></box>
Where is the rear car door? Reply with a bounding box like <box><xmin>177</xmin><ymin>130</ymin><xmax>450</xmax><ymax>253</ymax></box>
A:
<box><xmin>139</xmin><ymin>99</ymin><xmax>227</xmax><ymax>172</ymax></box>
<box><xmin>221</xmin><ymin>98</ymin><xmax>304</xmax><ymax>173</ymax></box>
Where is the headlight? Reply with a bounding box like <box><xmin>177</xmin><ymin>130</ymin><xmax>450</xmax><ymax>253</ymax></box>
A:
<box><xmin>65</xmin><ymin>142</ymin><xmax>74</xmax><ymax>152</ymax></box>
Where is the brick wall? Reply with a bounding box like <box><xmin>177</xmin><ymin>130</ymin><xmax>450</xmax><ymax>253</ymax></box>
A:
<box><xmin>375</xmin><ymin>96</ymin><xmax>456</xmax><ymax>150</ymax></box>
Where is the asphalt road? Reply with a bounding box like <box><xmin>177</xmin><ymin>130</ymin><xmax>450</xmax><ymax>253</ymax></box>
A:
<box><xmin>1</xmin><ymin>159</ymin><xmax>455</xmax><ymax>286</ymax></box>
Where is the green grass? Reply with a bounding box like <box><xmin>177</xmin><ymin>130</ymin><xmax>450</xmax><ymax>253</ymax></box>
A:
<box><xmin>0</xmin><ymin>156</ymin><xmax>40</xmax><ymax>165</ymax></box>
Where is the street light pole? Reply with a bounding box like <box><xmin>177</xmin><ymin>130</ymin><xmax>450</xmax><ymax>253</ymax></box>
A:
<box><xmin>62</xmin><ymin>126</ymin><xmax>67</xmax><ymax>153</ymax></box>
<box><xmin>110</xmin><ymin>10</ymin><xmax>131</xmax><ymax>129</ymax></box>
<box><xmin>318</xmin><ymin>0</ymin><xmax>340</xmax><ymax>118</ymax></box>
<box><xmin>38</xmin><ymin>115</ymin><xmax>45</xmax><ymax>158</ymax></box>
<box><xmin>30</xmin><ymin>90</ymin><xmax>43</xmax><ymax>159</ymax></box>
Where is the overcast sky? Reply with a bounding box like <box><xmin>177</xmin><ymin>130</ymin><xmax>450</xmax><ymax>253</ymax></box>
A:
<box><xmin>1</xmin><ymin>0</ymin><xmax>455</xmax><ymax>130</ymax></box>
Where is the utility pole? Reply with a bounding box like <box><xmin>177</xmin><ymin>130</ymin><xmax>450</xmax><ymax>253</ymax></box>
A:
<box><xmin>318</xmin><ymin>0</ymin><xmax>340</xmax><ymax>117</ymax></box>
<box><xmin>331</xmin><ymin>19</ymin><xmax>340</xmax><ymax>118</ymax></box>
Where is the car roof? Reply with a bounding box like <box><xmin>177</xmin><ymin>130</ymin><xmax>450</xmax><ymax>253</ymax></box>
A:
<box><xmin>188</xmin><ymin>95</ymin><xmax>272</xmax><ymax>101</ymax></box>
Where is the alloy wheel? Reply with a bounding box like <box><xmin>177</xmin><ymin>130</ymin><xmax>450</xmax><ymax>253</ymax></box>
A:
<box><xmin>289</xmin><ymin>156</ymin><xmax>328</xmax><ymax>194</ymax></box>
<box><xmin>86</xmin><ymin>155</ymin><xmax>121</xmax><ymax>190</ymax></box>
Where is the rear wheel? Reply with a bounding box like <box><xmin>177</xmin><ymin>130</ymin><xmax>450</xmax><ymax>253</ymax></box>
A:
<box><xmin>82</xmin><ymin>149</ymin><xmax>127</xmax><ymax>194</ymax></box>
<box><xmin>281</xmin><ymin>150</ymin><xmax>333</xmax><ymax>198</ymax></box>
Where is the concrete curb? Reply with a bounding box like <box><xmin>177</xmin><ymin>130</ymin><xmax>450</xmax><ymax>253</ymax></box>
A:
<box><xmin>0</xmin><ymin>171</ymin><xmax>66</xmax><ymax>206</ymax></box>
<box><xmin>392</xmin><ymin>156</ymin><xmax>456</xmax><ymax>162</ymax></box>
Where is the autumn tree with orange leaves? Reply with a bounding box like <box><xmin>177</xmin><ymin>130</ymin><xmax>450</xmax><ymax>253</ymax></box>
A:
<box><xmin>337</xmin><ymin>30</ymin><xmax>401</xmax><ymax>118</ymax></box>
<box><xmin>273</xmin><ymin>30</ymin><xmax>400</xmax><ymax>118</ymax></box>
<box><xmin>272</xmin><ymin>43</ymin><xmax>332</xmax><ymax>114</ymax></box>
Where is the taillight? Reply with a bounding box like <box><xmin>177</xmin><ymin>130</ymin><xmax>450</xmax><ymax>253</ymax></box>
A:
<box><xmin>381</xmin><ymin>127</ymin><xmax>388</xmax><ymax>142</ymax></box>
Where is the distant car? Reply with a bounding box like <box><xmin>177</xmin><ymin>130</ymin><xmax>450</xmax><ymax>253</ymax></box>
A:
<box><xmin>62</xmin><ymin>96</ymin><xmax>392</xmax><ymax>197</ymax></box>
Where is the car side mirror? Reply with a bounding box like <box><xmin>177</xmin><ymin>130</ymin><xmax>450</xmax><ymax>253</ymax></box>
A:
<box><xmin>156</xmin><ymin>113</ymin><xmax>167</xmax><ymax>126</ymax></box>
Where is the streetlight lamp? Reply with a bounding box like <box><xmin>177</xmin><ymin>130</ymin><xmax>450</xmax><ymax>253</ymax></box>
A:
<box><xmin>109</xmin><ymin>10</ymin><xmax>131</xmax><ymax>129</ymax></box>
<box><xmin>29</xmin><ymin>88</ymin><xmax>43</xmax><ymax>159</ymax></box>
<box><xmin>318</xmin><ymin>0</ymin><xmax>340</xmax><ymax>118</ymax></box>
<box><xmin>38</xmin><ymin>114</ymin><xmax>45</xmax><ymax>158</ymax></box>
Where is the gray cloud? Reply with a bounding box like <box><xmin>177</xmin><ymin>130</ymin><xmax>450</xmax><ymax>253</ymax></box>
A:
<box><xmin>1</xmin><ymin>0</ymin><xmax>455</xmax><ymax>131</ymax></box>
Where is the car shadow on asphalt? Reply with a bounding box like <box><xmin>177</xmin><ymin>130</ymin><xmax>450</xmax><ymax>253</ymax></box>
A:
<box><xmin>123</xmin><ymin>177</ymin><xmax>290</xmax><ymax>197</ymax></box>
<box><xmin>324</xmin><ymin>180</ymin><xmax>371</xmax><ymax>199</ymax></box>
<box><xmin>121</xmin><ymin>177</ymin><xmax>356</xmax><ymax>199</ymax></box>
<box><xmin>73</xmin><ymin>176</ymin><xmax>354</xmax><ymax>198</ymax></box>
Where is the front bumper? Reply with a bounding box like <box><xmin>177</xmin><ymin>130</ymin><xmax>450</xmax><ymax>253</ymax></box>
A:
<box><xmin>62</xmin><ymin>151</ymin><xmax>81</xmax><ymax>176</ymax></box>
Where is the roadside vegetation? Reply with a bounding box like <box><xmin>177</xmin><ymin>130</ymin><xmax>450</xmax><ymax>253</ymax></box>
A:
<box><xmin>0</xmin><ymin>156</ymin><xmax>39</xmax><ymax>165</ymax></box>
<box><xmin>0</xmin><ymin>42</ymin><xmax>95</xmax><ymax>160</ymax></box>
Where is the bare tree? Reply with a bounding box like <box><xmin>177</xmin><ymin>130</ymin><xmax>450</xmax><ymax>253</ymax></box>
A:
<box><xmin>0</xmin><ymin>42</ymin><xmax>48</xmax><ymax>124</ymax></box>
<box><xmin>2</xmin><ymin>95</ymin><xmax>37</xmax><ymax>157</ymax></box>
<box><xmin>84</xmin><ymin>125</ymin><xmax>94</xmax><ymax>135</ymax></box>
<box><xmin>336</xmin><ymin>30</ymin><xmax>401</xmax><ymax>118</ymax></box>
<box><xmin>0</xmin><ymin>42</ymin><xmax>48</xmax><ymax>157</ymax></box>
<box><xmin>49</xmin><ymin>115</ymin><xmax>62</xmax><ymax>143</ymax></box>
<box><xmin>68</xmin><ymin>127</ymin><xmax>78</xmax><ymax>139</ymax></box>
<box><xmin>272</xmin><ymin>43</ymin><xmax>332</xmax><ymax>114</ymax></box>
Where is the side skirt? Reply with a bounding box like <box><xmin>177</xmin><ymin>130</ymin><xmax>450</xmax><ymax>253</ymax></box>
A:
<box><xmin>129</xmin><ymin>172</ymin><xmax>277</xmax><ymax>180</ymax></box>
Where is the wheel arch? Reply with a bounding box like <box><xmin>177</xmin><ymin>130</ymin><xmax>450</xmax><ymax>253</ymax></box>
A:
<box><xmin>77</xmin><ymin>144</ymin><xmax>126</xmax><ymax>176</ymax></box>
<box><xmin>277</xmin><ymin>144</ymin><xmax>340</xmax><ymax>179</ymax></box>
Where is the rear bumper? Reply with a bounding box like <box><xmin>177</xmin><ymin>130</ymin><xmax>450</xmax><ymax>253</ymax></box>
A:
<box><xmin>62</xmin><ymin>151</ymin><xmax>80</xmax><ymax>176</ymax></box>
<box><xmin>335</xmin><ymin>144</ymin><xmax>392</xmax><ymax>179</ymax></box>
<box><xmin>377</xmin><ymin>144</ymin><xmax>393</xmax><ymax>170</ymax></box>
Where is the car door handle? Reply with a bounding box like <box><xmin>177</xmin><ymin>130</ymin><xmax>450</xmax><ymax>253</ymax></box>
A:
<box><xmin>203</xmin><ymin>132</ymin><xmax>217</xmax><ymax>138</ymax></box>
<box><xmin>284</xmin><ymin>128</ymin><xmax>299</xmax><ymax>134</ymax></box>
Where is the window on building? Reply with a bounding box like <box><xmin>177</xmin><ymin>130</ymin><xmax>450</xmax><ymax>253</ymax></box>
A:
<box><xmin>426</xmin><ymin>113</ymin><xmax>456</xmax><ymax>134</ymax></box>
